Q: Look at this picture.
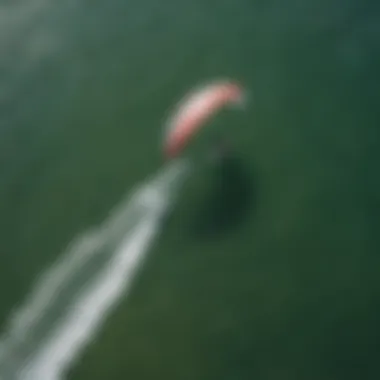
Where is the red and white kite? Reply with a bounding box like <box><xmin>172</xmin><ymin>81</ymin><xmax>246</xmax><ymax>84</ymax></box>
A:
<box><xmin>163</xmin><ymin>80</ymin><xmax>245</xmax><ymax>158</ymax></box>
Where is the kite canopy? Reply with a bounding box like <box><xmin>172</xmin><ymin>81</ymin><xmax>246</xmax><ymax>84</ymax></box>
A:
<box><xmin>163</xmin><ymin>80</ymin><xmax>244</xmax><ymax>158</ymax></box>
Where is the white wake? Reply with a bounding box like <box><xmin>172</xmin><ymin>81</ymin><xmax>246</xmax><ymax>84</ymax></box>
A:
<box><xmin>0</xmin><ymin>159</ymin><xmax>189</xmax><ymax>380</ymax></box>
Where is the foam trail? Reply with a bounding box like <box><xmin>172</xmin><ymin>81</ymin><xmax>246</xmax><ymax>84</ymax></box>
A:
<box><xmin>2</xmin><ymin>230</ymin><xmax>102</xmax><ymax>344</ymax></box>
<box><xmin>22</xmin><ymin>216</ymin><xmax>158</xmax><ymax>380</ymax></box>
<box><xmin>0</xmin><ymin>159</ymin><xmax>189</xmax><ymax>380</ymax></box>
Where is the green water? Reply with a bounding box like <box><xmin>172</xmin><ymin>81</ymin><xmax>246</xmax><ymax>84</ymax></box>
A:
<box><xmin>1</xmin><ymin>0</ymin><xmax>379</xmax><ymax>379</ymax></box>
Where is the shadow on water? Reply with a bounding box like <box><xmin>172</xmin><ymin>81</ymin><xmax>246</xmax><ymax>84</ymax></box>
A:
<box><xmin>190</xmin><ymin>152</ymin><xmax>256</xmax><ymax>239</ymax></box>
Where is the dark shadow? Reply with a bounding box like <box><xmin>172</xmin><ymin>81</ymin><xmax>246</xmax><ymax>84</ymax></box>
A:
<box><xmin>189</xmin><ymin>152</ymin><xmax>257</xmax><ymax>239</ymax></box>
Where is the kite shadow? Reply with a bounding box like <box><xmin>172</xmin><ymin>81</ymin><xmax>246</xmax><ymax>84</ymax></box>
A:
<box><xmin>189</xmin><ymin>153</ymin><xmax>257</xmax><ymax>239</ymax></box>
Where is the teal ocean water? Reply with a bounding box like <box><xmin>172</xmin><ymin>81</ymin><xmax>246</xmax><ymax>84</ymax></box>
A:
<box><xmin>0</xmin><ymin>0</ymin><xmax>379</xmax><ymax>379</ymax></box>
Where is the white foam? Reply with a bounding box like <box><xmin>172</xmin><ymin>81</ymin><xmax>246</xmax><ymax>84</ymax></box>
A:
<box><xmin>0</xmin><ymin>159</ymin><xmax>189</xmax><ymax>380</ymax></box>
